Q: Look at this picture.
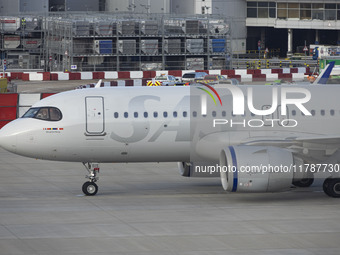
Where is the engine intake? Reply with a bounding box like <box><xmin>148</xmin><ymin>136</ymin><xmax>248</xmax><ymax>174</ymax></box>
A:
<box><xmin>219</xmin><ymin>146</ymin><xmax>296</xmax><ymax>192</ymax></box>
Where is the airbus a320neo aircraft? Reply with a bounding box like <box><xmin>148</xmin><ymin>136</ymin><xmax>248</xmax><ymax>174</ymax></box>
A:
<box><xmin>0</xmin><ymin>66</ymin><xmax>340</xmax><ymax>197</ymax></box>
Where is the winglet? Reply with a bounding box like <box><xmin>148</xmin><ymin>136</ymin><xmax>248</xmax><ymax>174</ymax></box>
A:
<box><xmin>313</xmin><ymin>61</ymin><xmax>335</xmax><ymax>85</ymax></box>
<box><xmin>95</xmin><ymin>79</ymin><xmax>102</xmax><ymax>88</ymax></box>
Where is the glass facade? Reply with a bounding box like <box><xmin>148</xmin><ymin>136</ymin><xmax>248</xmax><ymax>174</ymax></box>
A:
<box><xmin>247</xmin><ymin>1</ymin><xmax>340</xmax><ymax>20</ymax></box>
<box><xmin>247</xmin><ymin>1</ymin><xmax>277</xmax><ymax>18</ymax></box>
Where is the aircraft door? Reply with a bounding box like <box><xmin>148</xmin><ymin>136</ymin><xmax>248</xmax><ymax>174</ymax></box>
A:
<box><xmin>85</xmin><ymin>97</ymin><xmax>105</xmax><ymax>135</ymax></box>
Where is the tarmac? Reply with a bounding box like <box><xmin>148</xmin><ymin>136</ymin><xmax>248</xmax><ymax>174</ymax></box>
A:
<box><xmin>10</xmin><ymin>79</ymin><xmax>99</xmax><ymax>93</ymax></box>
<box><xmin>8</xmin><ymin>78</ymin><xmax>312</xmax><ymax>94</ymax></box>
<box><xmin>1</xmin><ymin>147</ymin><xmax>340</xmax><ymax>255</ymax></box>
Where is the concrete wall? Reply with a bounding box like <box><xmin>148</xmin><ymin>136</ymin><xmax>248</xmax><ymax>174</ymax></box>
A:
<box><xmin>0</xmin><ymin>0</ymin><xmax>20</xmax><ymax>14</ymax></box>
<box><xmin>19</xmin><ymin>0</ymin><xmax>49</xmax><ymax>12</ymax></box>
<box><xmin>0</xmin><ymin>0</ymin><xmax>99</xmax><ymax>13</ymax></box>
<box><xmin>106</xmin><ymin>0</ymin><xmax>170</xmax><ymax>13</ymax></box>
<box><xmin>66</xmin><ymin>0</ymin><xmax>99</xmax><ymax>12</ymax></box>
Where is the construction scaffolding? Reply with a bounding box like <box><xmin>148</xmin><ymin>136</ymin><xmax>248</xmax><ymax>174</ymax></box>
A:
<box><xmin>1</xmin><ymin>12</ymin><xmax>232</xmax><ymax>72</ymax></box>
<box><xmin>0</xmin><ymin>15</ymin><xmax>45</xmax><ymax>71</ymax></box>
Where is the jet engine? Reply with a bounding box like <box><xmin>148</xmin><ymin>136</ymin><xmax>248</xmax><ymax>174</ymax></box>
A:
<box><xmin>178</xmin><ymin>162</ymin><xmax>220</xmax><ymax>177</ymax></box>
<box><xmin>219</xmin><ymin>146</ymin><xmax>303</xmax><ymax>192</ymax></box>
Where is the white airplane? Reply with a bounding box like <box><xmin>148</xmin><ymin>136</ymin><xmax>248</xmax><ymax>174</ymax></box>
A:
<box><xmin>0</xmin><ymin>74</ymin><xmax>340</xmax><ymax>197</ymax></box>
<box><xmin>312</xmin><ymin>61</ymin><xmax>335</xmax><ymax>85</ymax></box>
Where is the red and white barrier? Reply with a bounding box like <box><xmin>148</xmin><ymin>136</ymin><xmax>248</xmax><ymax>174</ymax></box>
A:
<box><xmin>104</xmin><ymin>72</ymin><xmax>118</xmax><ymax>79</ymax></box>
<box><xmin>0</xmin><ymin>93</ymin><xmax>18</xmax><ymax>129</ymax></box>
<box><xmin>4</xmin><ymin>67</ymin><xmax>311</xmax><ymax>82</ymax></box>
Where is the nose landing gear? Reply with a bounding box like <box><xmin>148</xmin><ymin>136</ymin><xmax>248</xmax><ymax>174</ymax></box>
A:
<box><xmin>82</xmin><ymin>163</ymin><xmax>100</xmax><ymax>196</ymax></box>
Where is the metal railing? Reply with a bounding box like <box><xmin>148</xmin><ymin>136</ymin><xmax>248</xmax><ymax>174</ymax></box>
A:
<box><xmin>232</xmin><ymin>58</ymin><xmax>318</xmax><ymax>71</ymax></box>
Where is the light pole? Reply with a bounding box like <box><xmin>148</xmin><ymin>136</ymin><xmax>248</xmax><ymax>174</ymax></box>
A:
<box><xmin>204</xmin><ymin>6</ymin><xmax>210</xmax><ymax>16</ymax></box>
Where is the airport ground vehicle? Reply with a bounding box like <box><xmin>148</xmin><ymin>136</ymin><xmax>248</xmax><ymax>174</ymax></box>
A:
<box><xmin>311</xmin><ymin>45</ymin><xmax>340</xmax><ymax>60</ymax></box>
<box><xmin>181</xmin><ymin>72</ymin><xmax>208</xmax><ymax>82</ymax></box>
<box><xmin>198</xmin><ymin>75</ymin><xmax>228</xmax><ymax>83</ymax></box>
<box><xmin>147</xmin><ymin>74</ymin><xmax>179</xmax><ymax>86</ymax></box>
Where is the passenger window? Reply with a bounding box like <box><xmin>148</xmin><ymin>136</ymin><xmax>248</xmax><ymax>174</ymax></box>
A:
<box><xmin>114</xmin><ymin>112</ymin><xmax>119</xmax><ymax>118</ymax></box>
<box><xmin>173</xmin><ymin>111</ymin><xmax>178</xmax><ymax>118</ymax></box>
<box><xmin>212</xmin><ymin>111</ymin><xmax>216</xmax><ymax>117</ymax></box>
<box><xmin>330</xmin><ymin>110</ymin><xmax>335</xmax><ymax>116</ymax></box>
<box><xmin>311</xmin><ymin>110</ymin><xmax>315</xmax><ymax>116</ymax></box>
<box><xmin>183</xmin><ymin>111</ymin><xmax>187</xmax><ymax>117</ymax></box>
<box><xmin>163</xmin><ymin>112</ymin><xmax>168</xmax><ymax>118</ymax></box>
<box><xmin>292</xmin><ymin>110</ymin><xmax>296</xmax><ymax>116</ymax></box>
<box><xmin>134</xmin><ymin>112</ymin><xmax>138</xmax><ymax>118</ymax></box>
<box><xmin>222</xmin><ymin>111</ymin><xmax>226</xmax><ymax>117</ymax></box>
<box><xmin>192</xmin><ymin>111</ymin><xmax>197</xmax><ymax>117</ymax></box>
<box><xmin>144</xmin><ymin>112</ymin><xmax>148</xmax><ymax>118</ymax></box>
<box><xmin>154</xmin><ymin>112</ymin><xmax>158</xmax><ymax>118</ymax></box>
<box><xmin>124</xmin><ymin>112</ymin><xmax>128</xmax><ymax>118</ymax></box>
<box><xmin>321</xmin><ymin>110</ymin><xmax>325</xmax><ymax>116</ymax></box>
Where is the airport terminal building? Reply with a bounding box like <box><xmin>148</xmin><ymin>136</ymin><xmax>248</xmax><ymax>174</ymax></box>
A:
<box><xmin>173</xmin><ymin>0</ymin><xmax>340</xmax><ymax>56</ymax></box>
<box><xmin>0</xmin><ymin>0</ymin><xmax>339</xmax><ymax>71</ymax></box>
<box><xmin>245</xmin><ymin>1</ymin><xmax>340</xmax><ymax>56</ymax></box>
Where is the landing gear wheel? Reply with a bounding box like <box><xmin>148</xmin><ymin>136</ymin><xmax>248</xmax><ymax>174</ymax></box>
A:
<box><xmin>323</xmin><ymin>177</ymin><xmax>332</xmax><ymax>194</ymax></box>
<box><xmin>82</xmin><ymin>181</ymin><xmax>98</xmax><ymax>196</ymax></box>
<box><xmin>324</xmin><ymin>178</ymin><xmax>340</xmax><ymax>198</ymax></box>
<box><xmin>293</xmin><ymin>178</ymin><xmax>314</xmax><ymax>187</ymax></box>
<box><xmin>82</xmin><ymin>163</ymin><xmax>100</xmax><ymax>196</ymax></box>
<box><xmin>293</xmin><ymin>173</ymin><xmax>314</xmax><ymax>187</ymax></box>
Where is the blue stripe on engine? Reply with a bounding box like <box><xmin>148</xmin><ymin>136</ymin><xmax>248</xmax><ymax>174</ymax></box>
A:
<box><xmin>229</xmin><ymin>146</ymin><xmax>238</xmax><ymax>192</ymax></box>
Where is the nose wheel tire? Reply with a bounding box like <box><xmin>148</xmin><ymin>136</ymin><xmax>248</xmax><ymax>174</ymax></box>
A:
<box><xmin>82</xmin><ymin>181</ymin><xmax>98</xmax><ymax>196</ymax></box>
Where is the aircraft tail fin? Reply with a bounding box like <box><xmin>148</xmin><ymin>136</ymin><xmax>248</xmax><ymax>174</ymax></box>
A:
<box><xmin>313</xmin><ymin>61</ymin><xmax>335</xmax><ymax>85</ymax></box>
<box><xmin>95</xmin><ymin>79</ymin><xmax>102</xmax><ymax>88</ymax></box>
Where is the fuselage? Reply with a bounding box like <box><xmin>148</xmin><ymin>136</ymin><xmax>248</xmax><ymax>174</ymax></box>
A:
<box><xmin>0</xmin><ymin>85</ymin><xmax>340</xmax><ymax>163</ymax></box>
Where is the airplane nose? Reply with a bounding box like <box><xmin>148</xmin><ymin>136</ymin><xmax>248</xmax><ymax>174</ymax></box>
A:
<box><xmin>0</xmin><ymin>124</ymin><xmax>17</xmax><ymax>153</ymax></box>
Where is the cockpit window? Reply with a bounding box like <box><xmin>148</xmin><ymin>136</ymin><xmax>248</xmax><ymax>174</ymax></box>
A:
<box><xmin>49</xmin><ymin>108</ymin><xmax>62</xmax><ymax>121</ymax></box>
<box><xmin>22</xmin><ymin>107</ymin><xmax>62</xmax><ymax>121</ymax></box>
<box><xmin>36</xmin><ymin>108</ymin><xmax>49</xmax><ymax>120</ymax></box>
<box><xmin>23</xmin><ymin>108</ymin><xmax>39</xmax><ymax>118</ymax></box>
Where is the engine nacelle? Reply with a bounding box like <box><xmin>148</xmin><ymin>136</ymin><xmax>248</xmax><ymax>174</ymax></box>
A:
<box><xmin>178</xmin><ymin>162</ymin><xmax>220</xmax><ymax>177</ymax></box>
<box><xmin>219</xmin><ymin>146</ymin><xmax>295</xmax><ymax>192</ymax></box>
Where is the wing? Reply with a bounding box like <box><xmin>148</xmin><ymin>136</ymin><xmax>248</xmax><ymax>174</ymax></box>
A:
<box><xmin>195</xmin><ymin>132</ymin><xmax>340</xmax><ymax>163</ymax></box>
<box><xmin>243</xmin><ymin>134</ymin><xmax>340</xmax><ymax>163</ymax></box>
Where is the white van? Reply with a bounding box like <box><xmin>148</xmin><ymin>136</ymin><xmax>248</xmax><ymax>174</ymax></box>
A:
<box><xmin>181</xmin><ymin>72</ymin><xmax>208</xmax><ymax>82</ymax></box>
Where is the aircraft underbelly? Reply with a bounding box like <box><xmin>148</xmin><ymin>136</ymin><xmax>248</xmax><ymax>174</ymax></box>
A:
<box><xmin>79</xmin><ymin>136</ymin><xmax>189</xmax><ymax>162</ymax></box>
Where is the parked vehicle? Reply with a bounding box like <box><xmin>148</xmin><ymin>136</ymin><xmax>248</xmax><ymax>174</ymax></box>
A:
<box><xmin>181</xmin><ymin>72</ymin><xmax>208</xmax><ymax>82</ymax></box>
<box><xmin>198</xmin><ymin>75</ymin><xmax>227</xmax><ymax>83</ymax></box>
<box><xmin>147</xmin><ymin>74</ymin><xmax>179</xmax><ymax>86</ymax></box>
